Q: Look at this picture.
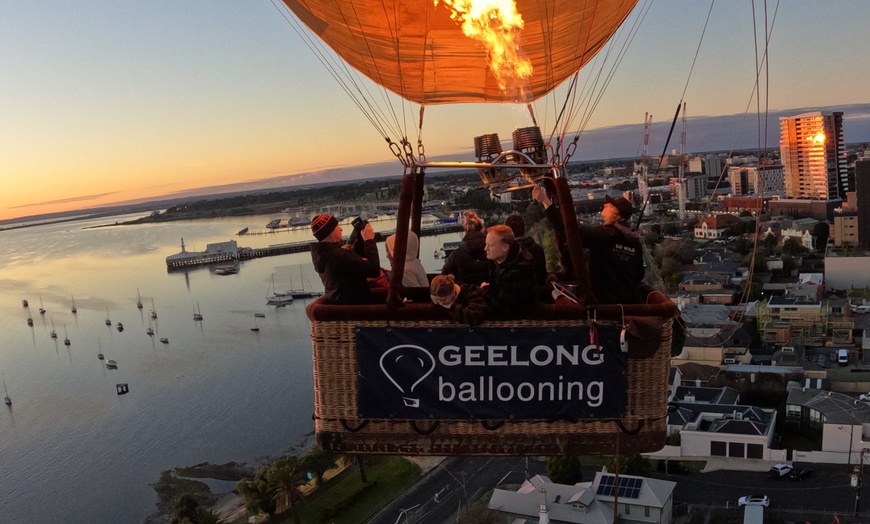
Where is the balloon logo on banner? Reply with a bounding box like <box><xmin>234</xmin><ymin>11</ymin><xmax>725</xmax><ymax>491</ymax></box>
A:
<box><xmin>379</xmin><ymin>345</ymin><xmax>436</xmax><ymax>408</ymax></box>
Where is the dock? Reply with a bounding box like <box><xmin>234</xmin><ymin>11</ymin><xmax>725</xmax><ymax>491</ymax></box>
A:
<box><xmin>166</xmin><ymin>223</ymin><xmax>462</xmax><ymax>271</ymax></box>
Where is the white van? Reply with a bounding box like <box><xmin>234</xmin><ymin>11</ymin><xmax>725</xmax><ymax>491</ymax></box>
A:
<box><xmin>836</xmin><ymin>349</ymin><xmax>849</xmax><ymax>366</ymax></box>
<box><xmin>855</xmin><ymin>305</ymin><xmax>870</xmax><ymax>314</ymax></box>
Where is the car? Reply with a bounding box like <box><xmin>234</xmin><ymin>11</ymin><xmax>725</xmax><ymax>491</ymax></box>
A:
<box><xmin>767</xmin><ymin>463</ymin><xmax>793</xmax><ymax>479</ymax></box>
<box><xmin>789</xmin><ymin>467</ymin><xmax>814</xmax><ymax>481</ymax></box>
<box><xmin>859</xmin><ymin>393</ymin><xmax>870</xmax><ymax>402</ymax></box>
<box><xmin>657</xmin><ymin>460</ymin><xmax>691</xmax><ymax>474</ymax></box>
<box><xmin>738</xmin><ymin>494</ymin><xmax>770</xmax><ymax>507</ymax></box>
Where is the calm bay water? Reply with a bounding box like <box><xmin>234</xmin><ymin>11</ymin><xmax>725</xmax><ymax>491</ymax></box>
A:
<box><xmin>0</xmin><ymin>212</ymin><xmax>460</xmax><ymax>523</ymax></box>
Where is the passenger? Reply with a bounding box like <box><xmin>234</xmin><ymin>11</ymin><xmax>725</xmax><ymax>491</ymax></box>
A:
<box><xmin>481</xmin><ymin>224</ymin><xmax>537</xmax><ymax>316</ymax></box>
<box><xmin>310</xmin><ymin>214</ymin><xmax>381</xmax><ymax>304</ymax></box>
<box><xmin>532</xmin><ymin>187</ymin><xmax>645</xmax><ymax>304</ymax></box>
<box><xmin>441</xmin><ymin>210</ymin><xmax>490</xmax><ymax>286</ymax></box>
<box><xmin>504</xmin><ymin>212</ymin><xmax>547</xmax><ymax>286</ymax></box>
<box><xmin>385</xmin><ymin>231</ymin><xmax>429</xmax><ymax>288</ymax></box>
<box><xmin>430</xmin><ymin>274</ymin><xmax>488</xmax><ymax>327</ymax></box>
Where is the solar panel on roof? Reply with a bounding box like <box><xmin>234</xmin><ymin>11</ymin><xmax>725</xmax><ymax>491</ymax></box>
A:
<box><xmin>595</xmin><ymin>475</ymin><xmax>642</xmax><ymax>499</ymax></box>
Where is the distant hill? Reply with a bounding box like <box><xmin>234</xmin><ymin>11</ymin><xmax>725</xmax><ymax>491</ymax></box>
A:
<box><xmin>4</xmin><ymin>103</ymin><xmax>867</xmax><ymax>228</ymax></box>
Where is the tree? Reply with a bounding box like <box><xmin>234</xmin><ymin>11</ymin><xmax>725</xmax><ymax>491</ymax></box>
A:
<box><xmin>546</xmin><ymin>455</ymin><xmax>583</xmax><ymax>485</ymax></box>
<box><xmin>340</xmin><ymin>454</ymin><xmax>369</xmax><ymax>483</ymax></box>
<box><xmin>171</xmin><ymin>494</ymin><xmax>200</xmax><ymax>524</ymax></box>
<box><xmin>268</xmin><ymin>456</ymin><xmax>309</xmax><ymax>524</ymax></box>
<box><xmin>605</xmin><ymin>454</ymin><xmax>651</xmax><ymax>477</ymax></box>
<box><xmin>302</xmin><ymin>448</ymin><xmax>337</xmax><ymax>486</ymax></box>
<box><xmin>236</xmin><ymin>470</ymin><xmax>277</xmax><ymax>518</ymax></box>
<box><xmin>782</xmin><ymin>237</ymin><xmax>807</xmax><ymax>257</ymax></box>
<box><xmin>812</xmin><ymin>221</ymin><xmax>830</xmax><ymax>251</ymax></box>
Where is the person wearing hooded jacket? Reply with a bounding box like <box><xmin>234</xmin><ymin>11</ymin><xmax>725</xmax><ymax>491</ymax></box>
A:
<box><xmin>481</xmin><ymin>224</ymin><xmax>537</xmax><ymax>317</ymax></box>
<box><xmin>532</xmin><ymin>186</ymin><xmax>644</xmax><ymax>304</ymax></box>
<box><xmin>441</xmin><ymin>210</ymin><xmax>490</xmax><ymax>286</ymax></box>
<box><xmin>309</xmin><ymin>214</ymin><xmax>381</xmax><ymax>304</ymax></box>
<box><xmin>385</xmin><ymin>231</ymin><xmax>429</xmax><ymax>288</ymax></box>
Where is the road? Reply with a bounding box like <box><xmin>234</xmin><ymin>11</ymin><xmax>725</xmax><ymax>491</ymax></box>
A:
<box><xmin>366</xmin><ymin>456</ymin><xmax>546</xmax><ymax>524</ymax></box>
<box><xmin>367</xmin><ymin>459</ymin><xmax>869</xmax><ymax>524</ymax></box>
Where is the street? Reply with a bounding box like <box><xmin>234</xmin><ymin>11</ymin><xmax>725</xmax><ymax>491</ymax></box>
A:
<box><xmin>366</xmin><ymin>458</ymin><xmax>870</xmax><ymax>524</ymax></box>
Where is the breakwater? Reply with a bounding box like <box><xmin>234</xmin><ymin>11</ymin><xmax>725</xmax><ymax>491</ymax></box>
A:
<box><xmin>166</xmin><ymin>223</ymin><xmax>462</xmax><ymax>270</ymax></box>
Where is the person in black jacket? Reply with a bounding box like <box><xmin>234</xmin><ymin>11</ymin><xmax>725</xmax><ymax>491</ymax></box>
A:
<box><xmin>310</xmin><ymin>214</ymin><xmax>381</xmax><ymax>304</ymax></box>
<box><xmin>430</xmin><ymin>274</ymin><xmax>488</xmax><ymax>326</ymax></box>
<box><xmin>504</xmin><ymin>212</ymin><xmax>547</xmax><ymax>286</ymax></box>
<box><xmin>481</xmin><ymin>224</ymin><xmax>537</xmax><ymax>316</ymax></box>
<box><xmin>532</xmin><ymin>186</ymin><xmax>645</xmax><ymax>304</ymax></box>
<box><xmin>441</xmin><ymin>210</ymin><xmax>490</xmax><ymax>286</ymax></box>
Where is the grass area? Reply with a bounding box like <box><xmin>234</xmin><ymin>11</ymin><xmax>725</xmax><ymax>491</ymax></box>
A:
<box><xmin>274</xmin><ymin>456</ymin><xmax>421</xmax><ymax>524</ymax></box>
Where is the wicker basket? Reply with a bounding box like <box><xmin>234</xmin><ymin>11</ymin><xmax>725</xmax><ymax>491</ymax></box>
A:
<box><xmin>307</xmin><ymin>298</ymin><xmax>675</xmax><ymax>456</ymax></box>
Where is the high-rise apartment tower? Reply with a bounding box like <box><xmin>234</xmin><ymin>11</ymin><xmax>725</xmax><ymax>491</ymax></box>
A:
<box><xmin>779</xmin><ymin>111</ymin><xmax>848</xmax><ymax>200</ymax></box>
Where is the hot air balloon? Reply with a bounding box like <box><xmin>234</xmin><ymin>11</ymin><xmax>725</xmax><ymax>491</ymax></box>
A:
<box><xmin>284</xmin><ymin>0</ymin><xmax>678</xmax><ymax>456</ymax></box>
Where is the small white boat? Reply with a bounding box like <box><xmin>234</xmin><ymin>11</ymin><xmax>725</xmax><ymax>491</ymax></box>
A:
<box><xmin>136</xmin><ymin>287</ymin><xmax>143</xmax><ymax>309</ymax></box>
<box><xmin>26</xmin><ymin>317</ymin><xmax>33</xmax><ymax>327</ymax></box>
<box><xmin>4</xmin><ymin>380</ymin><xmax>11</xmax><ymax>406</ymax></box>
<box><xmin>38</xmin><ymin>294</ymin><xmax>45</xmax><ymax>315</ymax></box>
<box><xmin>159</xmin><ymin>337</ymin><xmax>169</xmax><ymax>344</ymax></box>
<box><xmin>21</xmin><ymin>299</ymin><xmax>28</xmax><ymax>308</ymax></box>
<box><xmin>70</xmin><ymin>294</ymin><xmax>77</xmax><ymax>314</ymax></box>
<box><xmin>254</xmin><ymin>313</ymin><xmax>266</xmax><ymax>318</ymax></box>
<box><xmin>116</xmin><ymin>322</ymin><xmax>124</xmax><ymax>332</ymax></box>
<box><xmin>150</xmin><ymin>299</ymin><xmax>157</xmax><ymax>320</ymax></box>
<box><xmin>146</xmin><ymin>326</ymin><xmax>154</xmax><ymax>336</ymax></box>
<box><xmin>97</xmin><ymin>339</ymin><xmax>104</xmax><ymax>360</ymax></box>
<box><xmin>63</xmin><ymin>324</ymin><xmax>70</xmax><ymax>346</ymax></box>
<box><xmin>105</xmin><ymin>307</ymin><xmax>112</xmax><ymax>326</ymax></box>
<box><xmin>213</xmin><ymin>266</ymin><xmax>238</xmax><ymax>275</ymax></box>
<box><xmin>251</xmin><ymin>315</ymin><xmax>260</xmax><ymax>332</ymax></box>
<box><xmin>105</xmin><ymin>359</ymin><xmax>118</xmax><ymax>369</ymax></box>
<box><xmin>193</xmin><ymin>303</ymin><xmax>203</xmax><ymax>321</ymax></box>
<box><xmin>50</xmin><ymin>318</ymin><xmax>57</xmax><ymax>339</ymax></box>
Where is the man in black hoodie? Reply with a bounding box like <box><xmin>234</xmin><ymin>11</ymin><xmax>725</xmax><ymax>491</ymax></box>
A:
<box><xmin>482</xmin><ymin>224</ymin><xmax>537</xmax><ymax>317</ymax></box>
<box><xmin>533</xmin><ymin>187</ymin><xmax>644</xmax><ymax>304</ymax></box>
<box><xmin>309</xmin><ymin>214</ymin><xmax>381</xmax><ymax>304</ymax></box>
<box><xmin>504</xmin><ymin>212</ymin><xmax>547</xmax><ymax>286</ymax></box>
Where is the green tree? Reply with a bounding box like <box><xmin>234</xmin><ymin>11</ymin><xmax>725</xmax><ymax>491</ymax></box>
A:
<box><xmin>268</xmin><ymin>456</ymin><xmax>309</xmax><ymax>524</ymax></box>
<box><xmin>236</xmin><ymin>470</ymin><xmax>277</xmax><ymax>518</ymax></box>
<box><xmin>340</xmin><ymin>454</ymin><xmax>369</xmax><ymax>484</ymax></box>
<box><xmin>782</xmin><ymin>237</ymin><xmax>807</xmax><ymax>257</ymax></box>
<box><xmin>193</xmin><ymin>509</ymin><xmax>223</xmax><ymax>524</ymax></box>
<box><xmin>302</xmin><ymin>448</ymin><xmax>337</xmax><ymax>487</ymax></box>
<box><xmin>813</xmin><ymin>221</ymin><xmax>830</xmax><ymax>251</ymax></box>
<box><xmin>605</xmin><ymin>454</ymin><xmax>651</xmax><ymax>476</ymax></box>
<box><xmin>546</xmin><ymin>456</ymin><xmax>583</xmax><ymax>485</ymax></box>
<box><xmin>171</xmin><ymin>494</ymin><xmax>200</xmax><ymax>524</ymax></box>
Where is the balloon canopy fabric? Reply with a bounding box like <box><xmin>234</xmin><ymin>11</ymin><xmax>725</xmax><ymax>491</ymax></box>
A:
<box><xmin>282</xmin><ymin>0</ymin><xmax>639</xmax><ymax>105</ymax></box>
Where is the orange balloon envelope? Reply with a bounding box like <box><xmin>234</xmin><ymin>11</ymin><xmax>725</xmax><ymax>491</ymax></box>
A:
<box><xmin>282</xmin><ymin>0</ymin><xmax>639</xmax><ymax>104</ymax></box>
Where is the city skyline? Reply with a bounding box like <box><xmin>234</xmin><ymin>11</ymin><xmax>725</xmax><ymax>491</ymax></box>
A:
<box><xmin>3</xmin><ymin>1</ymin><xmax>870</xmax><ymax>221</ymax></box>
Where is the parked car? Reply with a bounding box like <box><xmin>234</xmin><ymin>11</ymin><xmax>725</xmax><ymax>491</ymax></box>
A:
<box><xmin>859</xmin><ymin>392</ymin><xmax>870</xmax><ymax>402</ymax></box>
<box><xmin>738</xmin><ymin>494</ymin><xmax>770</xmax><ymax>507</ymax></box>
<box><xmin>767</xmin><ymin>463</ymin><xmax>793</xmax><ymax>479</ymax></box>
<box><xmin>789</xmin><ymin>467</ymin><xmax>814</xmax><ymax>480</ymax></box>
<box><xmin>657</xmin><ymin>460</ymin><xmax>690</xmax><ymax>474</ymax></box>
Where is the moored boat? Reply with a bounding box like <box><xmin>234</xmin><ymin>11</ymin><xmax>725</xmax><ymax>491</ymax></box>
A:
<box><xmin>105</xmin><ymin>359</ymin><xmax>117</xmax><ymax>369</ymax></box>
<box><xmin>159</xmin><ymin>337</ymin><xmax>169</xmax><ymax>344</ymax></box>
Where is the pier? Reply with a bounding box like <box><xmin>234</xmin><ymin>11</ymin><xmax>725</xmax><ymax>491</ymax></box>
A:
<box><xmin>166</xmin><ymin>222</ymin><xmax>462</xmax><ymax>271</ymax></box>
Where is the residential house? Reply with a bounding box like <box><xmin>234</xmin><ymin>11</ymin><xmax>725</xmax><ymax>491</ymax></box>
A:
<box><xmin>786</xmin><ymin>388</ymin><xmax>870</xmax><ymax>465</ymax></box>
<box><xmin>694</xmin><ymin>214</ymin><xmax>741</xmax><ymax>240</ymax></box>
<box><xmin>488</xmin><ymin>472</ymin><xmax>676</xmax><ymax>524</ymax></box>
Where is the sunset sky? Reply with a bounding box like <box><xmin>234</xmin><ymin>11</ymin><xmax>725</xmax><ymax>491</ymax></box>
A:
<box><xmin>2</xmin><ymin>0</ymin><xmax>869</xmax><ymax>222</ymax></box>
